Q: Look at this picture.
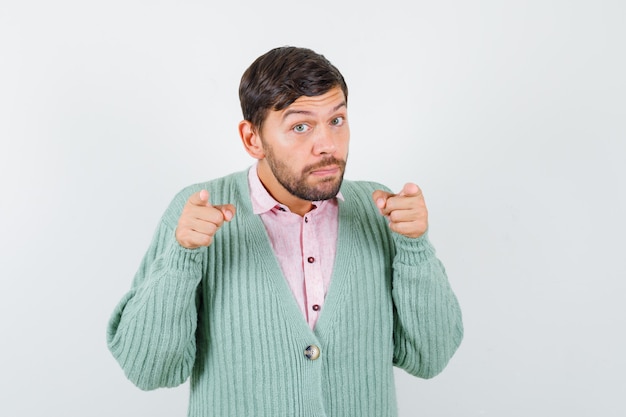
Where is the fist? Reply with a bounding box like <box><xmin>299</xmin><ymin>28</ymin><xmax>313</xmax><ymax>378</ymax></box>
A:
<box><xmin>372</xmin><ymin>183</ymin><xmax>428</xmax><ymax>238</ymax></box>
<box><xmin>175</xmin><ymin>190</ymin><xmax>236</xmax><ymax>249</ymax></box>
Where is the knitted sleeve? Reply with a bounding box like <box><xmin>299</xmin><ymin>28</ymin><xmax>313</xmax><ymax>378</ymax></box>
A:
<box><xmin>106</xmin><ymin>189</ymin><xmax>205</xmax><ymax>390</ymax></box>
<box><xmin>391</xmin><ymin>232</ymin><xmax>464</xmax><ymax>378</ymax></box>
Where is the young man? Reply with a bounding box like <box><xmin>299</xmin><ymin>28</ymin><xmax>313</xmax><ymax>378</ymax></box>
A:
<box><xmin>107</xmin><ymin>46</ymin><xmax>463</xmax><ymax>417</ymax></box>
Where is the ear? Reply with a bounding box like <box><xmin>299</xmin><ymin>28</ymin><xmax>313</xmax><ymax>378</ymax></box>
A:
<box><xmin>239</xmin><ymin>120</ymin><xmax>265</xmax><ymax>159</ymax></box>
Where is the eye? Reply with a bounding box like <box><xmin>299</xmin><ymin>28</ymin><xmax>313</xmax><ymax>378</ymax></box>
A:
<box><xmin>293</xmin><ymin>124</ymin><xmax>309</xmax><ymax>133</ymax></box>
<box><xmin>331</xmin><ymin>116</ymin><xmax>344</xmax><ymax>126</ymax></box>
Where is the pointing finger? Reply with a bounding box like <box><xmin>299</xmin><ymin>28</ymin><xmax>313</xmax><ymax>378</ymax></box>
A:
<box><xmin>188</xmin><ymin>190</ymin><xmax>212</xmax><ymax>207</ymax></box>
<box><xmin>397</xmin><ymin>183</ymin><xmax>421</xmax><ymax>197</ymax></box>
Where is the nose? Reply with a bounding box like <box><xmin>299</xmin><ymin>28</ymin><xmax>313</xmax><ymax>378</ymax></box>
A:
<box><xmin>312</xmin><ymin>126</ymin><xmax>337</xmax><ymax>155</ymax></box>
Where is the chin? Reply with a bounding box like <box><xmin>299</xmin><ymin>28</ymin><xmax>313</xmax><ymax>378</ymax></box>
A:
<box><xmin>310</xmin><ymin>179</ymin><xmax>343</xmax><ymax>200</ymax></box>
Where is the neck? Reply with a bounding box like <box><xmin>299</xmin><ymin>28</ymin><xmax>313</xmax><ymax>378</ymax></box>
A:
<box><xmin>256</xmin><ymin>162</ymin><xmax>314</xmax><ymax>216</ymax></box>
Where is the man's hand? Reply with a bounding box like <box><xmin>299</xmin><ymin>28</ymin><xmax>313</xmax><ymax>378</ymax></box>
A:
<box><xmin>175</xmin><ymin>190</ymin><xmax>236</xmax><ymax>249</ymax></box>
<box><xmin>372</xmin><ymin>183</ymin><xmax>428</xmax><ymax>239</ymax></box>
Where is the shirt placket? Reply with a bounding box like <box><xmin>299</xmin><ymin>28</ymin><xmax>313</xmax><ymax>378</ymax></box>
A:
<box><xmin>301</xmin><ymin>212</ymin><xmax>324</xmax><ymax>328</ymax></box>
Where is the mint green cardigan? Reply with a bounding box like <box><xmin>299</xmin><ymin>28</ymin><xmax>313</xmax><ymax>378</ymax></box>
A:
<box><xmin>107</xmin><ymin>170</ymin><xmax>463</xmax><ymax>417</ymax></box>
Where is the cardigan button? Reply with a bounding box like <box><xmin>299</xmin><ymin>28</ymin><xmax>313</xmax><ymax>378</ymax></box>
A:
<box><xmin>304</xmin><ymin>345</ymin><xmax>320</xmax><ymax>360</ymax></box>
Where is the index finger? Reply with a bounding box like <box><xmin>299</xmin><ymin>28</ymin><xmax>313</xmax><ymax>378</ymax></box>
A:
<box><xmin>188</xmin><ymin>190</ymin><xmax>211</xmax><ymax>207</ymax></box>
<box><xmin>397</xmin><ymin>183</ymin><xmax>422</xmax><ymax>198</ymax></box>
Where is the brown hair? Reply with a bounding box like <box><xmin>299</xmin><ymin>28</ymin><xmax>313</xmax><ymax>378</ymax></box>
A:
<box><xmin>239</xmin><ymin>46</ymin><xmax>348</xmax><ymax>131</ymax></box>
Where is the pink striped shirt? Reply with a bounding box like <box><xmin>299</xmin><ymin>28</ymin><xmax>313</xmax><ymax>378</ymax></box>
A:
<box><xmin>248</xmin><ymin>165</ymin><xmax>341</xmax><ymax>329</ymax></box>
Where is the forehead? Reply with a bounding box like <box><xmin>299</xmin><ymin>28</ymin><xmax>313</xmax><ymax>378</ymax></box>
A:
<box><xmin>280</xmin><ymin>86</ymin><xmax>346</xmax><ymax>115</ymax></box>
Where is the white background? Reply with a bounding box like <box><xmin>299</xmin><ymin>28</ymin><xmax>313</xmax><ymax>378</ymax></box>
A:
<box><xmin>1</xmin><ymin>1</ymin><xmax>624</xmax><ymax>416</ymax></box>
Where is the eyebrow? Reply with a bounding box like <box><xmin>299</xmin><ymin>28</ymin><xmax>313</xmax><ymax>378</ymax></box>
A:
<box><xmin>282</xmin><ymin>101</ymin><xmax>347</xmax><ymax>121</ymax></box>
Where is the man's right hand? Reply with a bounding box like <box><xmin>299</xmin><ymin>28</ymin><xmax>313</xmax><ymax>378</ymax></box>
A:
<box><xmin>175</xmin><ymin>190</ymin><xmax>236</xmax><ymax>249</ymax></box>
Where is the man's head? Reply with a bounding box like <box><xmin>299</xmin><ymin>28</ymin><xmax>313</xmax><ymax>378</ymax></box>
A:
<box><xmin>239</xmin><ymin>46</ymin><xmax>348</xmax><ymax>132</ymax></box>
<box><xmin>238</xmin><ymin>47</ymin><xmax>350</xmax><ymax>213</ymax></box>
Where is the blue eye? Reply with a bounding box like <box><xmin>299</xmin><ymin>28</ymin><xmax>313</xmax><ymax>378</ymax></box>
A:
<box><xmin>293</xmin><ymin>124</ymin><xmax>309</xmax><ymax>133</ymax></box>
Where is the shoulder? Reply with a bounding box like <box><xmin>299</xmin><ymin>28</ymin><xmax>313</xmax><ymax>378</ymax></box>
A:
<box><xmin>338</xmin><ymin>179</ymin><xmax>392</xmax><ymax>219</ymax></box>
<box><xmin>340</xmin><ymin>179</ymin><xmax>392</xmax><ymax>199</ymax></box>
<box><xmin>175</xmin><ymin>170</ymin><xmax>247</xmax><ymax>200</ymax></box>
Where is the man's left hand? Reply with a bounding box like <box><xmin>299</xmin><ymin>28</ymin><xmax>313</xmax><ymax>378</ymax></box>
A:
<box><xmin>372</xmin><ymin>183</ymin><xmax>428</xmax><ymax>239</ymax></box>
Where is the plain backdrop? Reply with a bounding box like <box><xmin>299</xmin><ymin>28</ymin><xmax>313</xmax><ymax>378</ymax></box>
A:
<box><xmin>1</xmin><ymin>1</ymin><xmax>624</xmax><ymax>416</ymax></box>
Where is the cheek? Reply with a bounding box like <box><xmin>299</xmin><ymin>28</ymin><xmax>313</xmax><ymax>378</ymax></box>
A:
<box><xmin>338</xmin><ymin>134</ymin><xmax>350</xmax><ymax>154</ymax></box>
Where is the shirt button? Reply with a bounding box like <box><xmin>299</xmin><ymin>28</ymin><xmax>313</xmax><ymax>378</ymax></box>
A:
<box><xmin>304</xmin><ymin>345</ymin><xmax>320</xmax><ymax>360</ymax></box>
<box><xmin>307</xmin><ymin>257</ymin><xmax>315</xmax><ymax>263</ymax></box>
<box><xmin>304</xmin><ymin>217</ymin><xmax>309</xmax><ymax>223</ymax></box>
<box><xmin>312</xmin><ymin>304</ymin><xmax>321</xmax><ymax>311</ymax></box>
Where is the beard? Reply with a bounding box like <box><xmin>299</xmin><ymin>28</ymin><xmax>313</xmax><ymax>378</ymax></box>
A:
<box><xmin>262</xmin><ymin>140</ymin><xmax>347</xmax><ymax>201</ymax></box>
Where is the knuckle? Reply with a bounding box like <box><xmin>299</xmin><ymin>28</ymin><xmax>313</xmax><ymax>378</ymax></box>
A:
<box><xmin>207</xmin><ymin>221</ymin><xmax>219</xmax><ymax>234</ymax></box>
<box><xmin>213</xmin><ymin>216</ymin><xmax>225</xmax><ymax>228</ymax></box>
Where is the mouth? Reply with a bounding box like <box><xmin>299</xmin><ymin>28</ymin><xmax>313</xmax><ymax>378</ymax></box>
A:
<box><xmin>309</xmin><ymin>165</ymin><xmax>340</xmax><ymax>177</ymax></box>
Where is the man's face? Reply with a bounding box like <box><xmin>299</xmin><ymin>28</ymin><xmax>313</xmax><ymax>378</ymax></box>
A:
<box><xmin>258</xmin><ymin>86</ymin><xmax>349</xmax><ymax>202</ymax></box>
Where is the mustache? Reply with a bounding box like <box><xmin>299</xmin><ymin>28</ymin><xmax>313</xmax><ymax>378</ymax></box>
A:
<box><xmin>304</xmin><ymin>157</ymin><xmax>347</xmax><ymax>174</ymax></box>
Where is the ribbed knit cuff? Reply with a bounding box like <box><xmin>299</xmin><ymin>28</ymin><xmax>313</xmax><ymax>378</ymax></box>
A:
<box><xmin>163</xmin><ymin>240</ymin><xmax>205</xmax><ymax>278</ymax></box>
<box><xmin>393</xmin><ymin>231</ymin><xmax>436</xmax><ymax>265</ymax></box>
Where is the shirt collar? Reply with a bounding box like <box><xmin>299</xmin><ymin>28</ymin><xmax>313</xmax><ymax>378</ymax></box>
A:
<box><xmin>248</xmin><ymin>163</ymin><xmax>344</xmax><ymax>215</ymax></box>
